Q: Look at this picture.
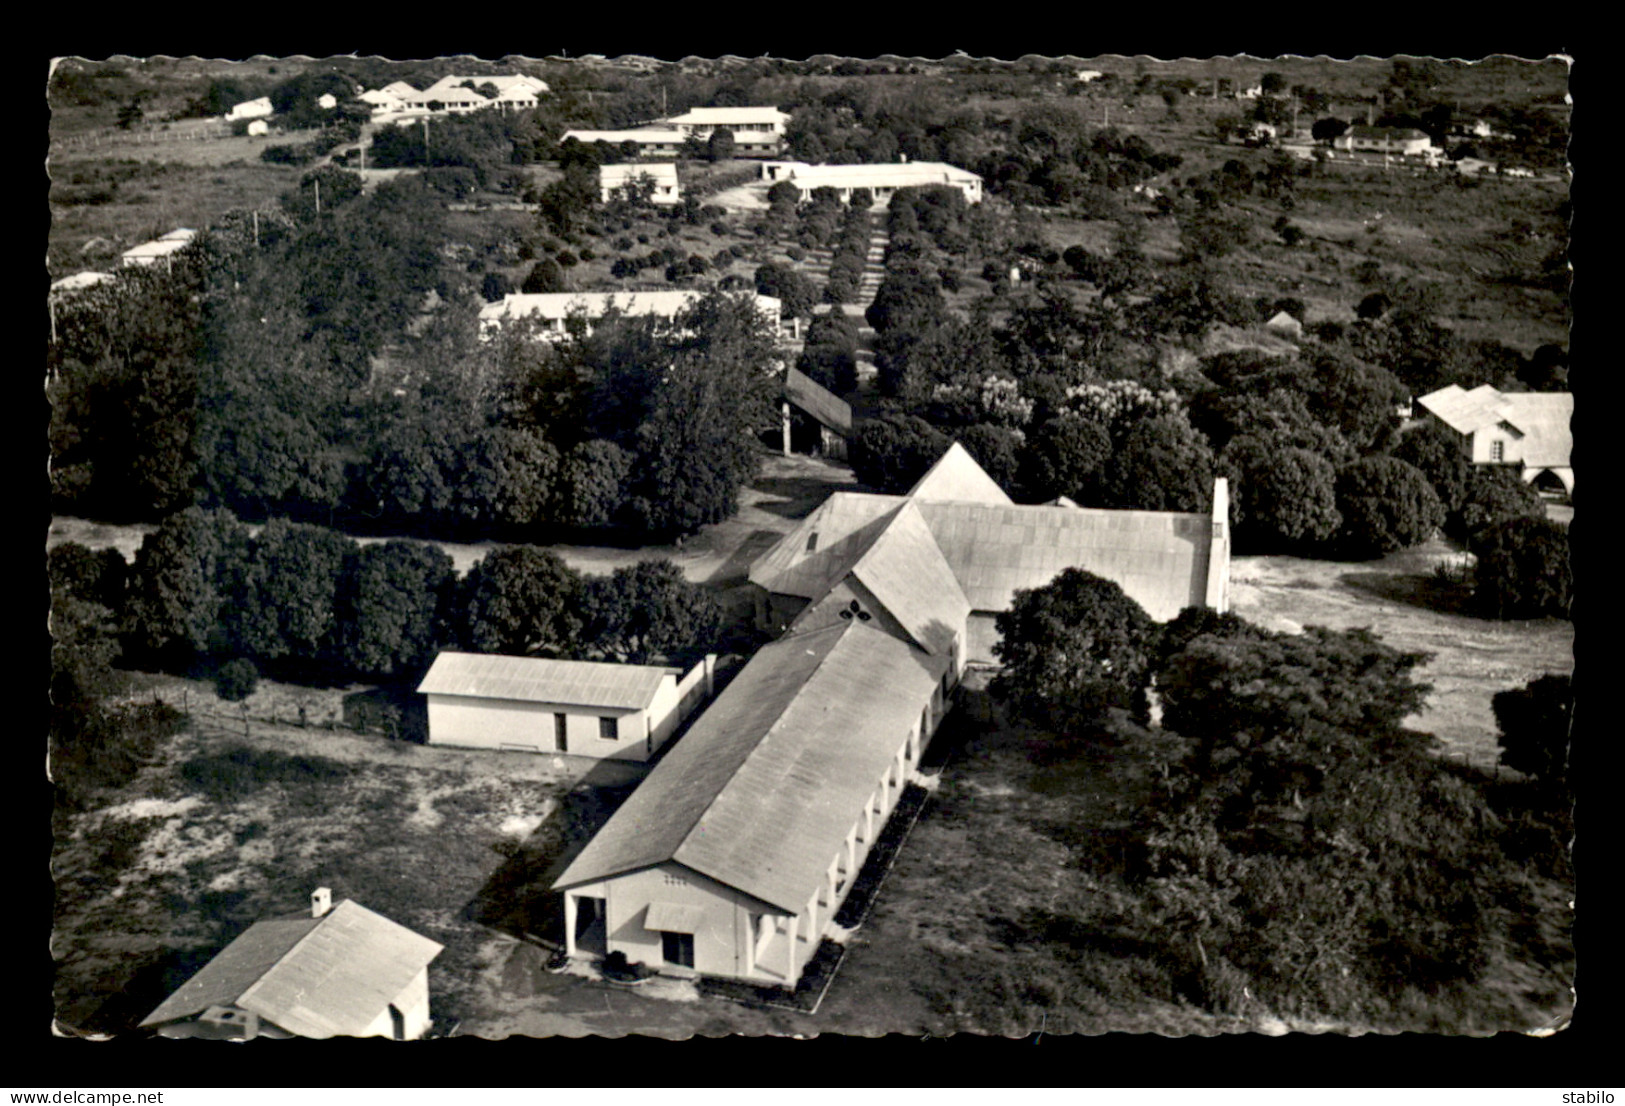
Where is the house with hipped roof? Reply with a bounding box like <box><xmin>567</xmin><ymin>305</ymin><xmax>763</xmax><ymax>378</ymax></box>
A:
<box><xmin>552</xmin><ymin>444</ymin><xmax>1229</xmax><ymax>986</ymax></box>
<box><xmin>1417</xmin><ymin>384</ymin><xmax>1573</xmax><ymax>494</ymax></box>
<box><xmin>139</xmin><ymin>890</ymin><xmax>442</xmax><ymax>1040</ymax></box>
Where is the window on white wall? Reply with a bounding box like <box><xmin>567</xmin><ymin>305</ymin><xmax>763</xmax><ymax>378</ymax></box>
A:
<box><xmin>599</xmin><ymin>716</ymin><xmax>618</xmax><ymax>740</ymax></box>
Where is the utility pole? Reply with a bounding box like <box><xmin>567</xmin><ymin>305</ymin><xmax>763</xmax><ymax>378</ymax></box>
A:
<box><xmin>314</xmin><ymin>177</ymin><xmax>321</xmax><ymax>215</ymax></box>
<box><xmin>423</xmin><ymin>117</ymin><xmax>430</xmax><ymax>165</ymax></box>
<box><xmin>253</xmin><ymin>209</ymin><xmax>259</xmax><ymax>248</ymax></box>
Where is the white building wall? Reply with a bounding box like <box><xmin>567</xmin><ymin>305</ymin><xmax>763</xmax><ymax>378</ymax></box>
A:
<box><xmin>425</xmin><ymin>695</ymin><xmax>653</xmax><ymax>760</ymax></box>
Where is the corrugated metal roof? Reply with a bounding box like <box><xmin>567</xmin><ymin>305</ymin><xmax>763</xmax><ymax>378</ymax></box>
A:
<box><xmin>1418</xmin><ymin>384</ymin><xmax>1509</xmax><ymax>434</ymax></box>
<box><xmin>554</xmin><ymin>623</ymin><xmax>853</xmax><ymax>900</ymax></box>
<box><xmin>139</xmin><ymin>917</ymin><xmax>318</xmax><ymax>1028</ymax></box>
<box><xmin>236</xmin><ymin>901</ymin><xmax>443</xmax><ymax>1039</ymax></box>
<box><xmin>140</xmin><ymin>901</ymin><xmax>442</xmax><ymax>1038</ymax></box>
<box><xmin>844</xmin><ymin>503</ymin><xmax>969</xmax><ymax>656</ymax></box>
<box><xmin>554</xmin><ymin>619</ymin><xmax>947</xmax><ymax>913</ymax></box>
<box><xmin>907</xmin><ymin>441</ymin><xmax>1014</xmax><ymax>504</ymax></box>
<box><xmin>784</xmin><ymin>366</ymin><xmax>853</xmax><ymax>435</ymax></box>
<box><xmin>417</xmin><ymin>651</ymin><xmax>677</xmax><ymax>710</ymax></box>
<box><xmin>916</xmin><ymin>501</ymin><xmax>1212</xmax><ymax>620</ymax></box>
<box><xmin>746</xmin><ymin>493</ymin><xmax>901</xmax><ymax>597</ymax></box>
<box><xmin>773</xmin><ymin>161</ymin><xmax>982</xmax><ymax>188</ymax></box>
<box><xmin>1503</xmin><ymin>393</ymin><xmax>1573</xmax><ymax>469</ymax></box>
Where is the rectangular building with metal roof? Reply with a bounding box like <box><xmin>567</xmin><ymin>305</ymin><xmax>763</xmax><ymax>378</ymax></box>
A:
<box><xmin>418</xmin><ymin>651</ymin><xmax>714</xmax><ymax>761</ymax></box>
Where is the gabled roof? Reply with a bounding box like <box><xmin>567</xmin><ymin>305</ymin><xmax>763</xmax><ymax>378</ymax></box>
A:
<box><xmin>766</xmin><ymin>161</ymin><xmax>982</xmax><ymax>190</ymax></box>
<box><xmin>1266</xmin><ymin>310</ymin><xmax>1302</xmax><ymax>333</ymax></box>
<box><xmin>841</xmin><ymin>502</ymin><xmax>969</xmax><ymax>656</ymax></box>
<box><xmin>1418</xmin><ymin>384</ymin><xmax>1507</xmax><ymax>434</ymax></box>
<box><xmin>746</xmin><ymin>492</ymin><xmax>901</xmax><ymax>598</ymax></box>
<box><xmin>50</xmin><ymin>271</ymin><xmax>114</xmax><ymax>294</ymax></box>
<box><xmin>1501</xmin><ymin>393</ymin><xmax>1573</xmax><ymax>469</ymax></box>
<box><xmin>554</xmin><ymin>619</ymin><xmax>947</xmax><ymax>913</ymax></box>
<box><xmin>907</xmin><ymin>441</ymin><xmax>1013</xmax><ymax>504</ymax></box>
<box><xmin>784</xmin><ymin>366</ymin><xmax>852</xmax><ymax>435</ymax></box>
<box><xmin>140</xmin><ymin>900</ymin><xmax>442</xmax><ymax>1038</ymax></box>
<box><xmin>749</xmin><ymin>444</ymin><xmax>1219</xmax><ymax>621</ymax></box>
<box><xmin>417</xmin><ymin>652</ymin><xmax>679</xmax><ymax>710</ymax></box>
<box><xmin>380</xmin><ymin>81</ymin><xmax>419</xmax><ymax>97</ymax></box>
<box><xmin>915</xmin><ymin>500</ymin><xmax>1214</xmax><ymax>620</ymax></box>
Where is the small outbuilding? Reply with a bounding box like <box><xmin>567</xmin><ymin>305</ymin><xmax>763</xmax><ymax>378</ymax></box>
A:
<box><xmin>417</xmin><ymin>651</ymin><xmax>715</xmax><ymax>761</ymax></box>
<box><xmin>138</xmin><ymin>890</ymin><xmax>442</xmax><ymax>1041</ymax></box>
<box><xmin>246</xmin><ymin>119</ymin><xmax>269</xmax><ymax>136</ymax></box>
<box><xmin>781</xmin><ymin>366</ymin><xmax>852</xmax><ymax>460</ymax></box>
<box><xmin>1265</xmin><ymin>310</ymin><xmax>1304</xmax><ymax>339</ymax></box>
<box><xmin>226</xmin><ymin>96</ymin><xmax>273</xmax><ymax>121</ymax></box>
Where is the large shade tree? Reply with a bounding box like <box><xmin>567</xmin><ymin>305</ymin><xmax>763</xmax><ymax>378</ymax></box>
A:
<box><xmin>455</xmin><ymin>545</ymin><xmax>583</xmax><ymax>656</ymax></box>
<box><xmin>992</xmin><ymin>568</ymin><xmax>1159</xmax><ymax>735</ymax></box>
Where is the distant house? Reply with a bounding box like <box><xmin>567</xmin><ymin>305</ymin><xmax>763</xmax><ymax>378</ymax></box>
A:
<box><xmin>225</xmin><ymin>96</ymin><xmax>272</xmax><ymax>121</ymax></box>
<box><xmin>317</xmin><ymin>92</ymin><xmax>337</xmax><ymax>110</ymax></box>
<box><xmin>1265</xmin><ymin>311</ymin><xmax>1303</xmax><ymax>339</ymax></box>
<box><xmin>560</xmin><ymin>129</ymin><xmax>689</xmax><ymax>158</ymax></box>
<box><xmin>758</xmin><ymin>160</ymin><xmax>984</xmax><ymax>205</ymax></box>
<box><xmin>1417</xmin><ymin>384</ymin><xmax>1573</xmax><ymax>494</ymax></box>
<box><xmin>478</xmin><ymin>290</ymin><xmax>787</xmax><ymax>342</ymax></box>
<box><xmin>246</xmin><ymin>119</ymin><xmax>268</xmax><ymax>136</ymax></box>
<box><xmin>661</xmin><ymin>106</ymin><xmax>791</xmax><ymax>138</ymax></box>
<box><xmin>417</xmin><ymin>652</ymin><xmax>715</xmax><ymax>761</ymax></box>
<box><xmin>139</xmin><ymin>891</ymin><xmax>442</xmax><ymax>1041</ymax></box>
<box><xmin>50</xmin><ymin>271</ymin><xmax>114</xmax><ymax>296</ymax></box>
<box><xmin>1334</xmin><ymin>126</ymin><xmax>1434</xmax><ymax>156</ymax></box>
<box><xmin>600</xmin><ymin>162</ymin><xmax>680</xmax><ymax>205</ymax></box>
<box><xmin>781</xmin><ymin>366</ymin><xmax>852</xmax><ymax>460</ymax></box>
<box><xmin>1235</xmin><ymin>84</ymin><xmax>1264</xmax><ymax>100</ymax></box>
<box><xmin>120</xmin><ymin>228</ymin><xmax>197</xmax><ymax>268</ymax></box>
<box><xmin>1076</xmin><ymin>70</ymin><xmax>1104</xmax><ymax>83</ymax></box>
<box><xmin>553</xmin><ymin>444</ymin><xmax>1232</xmax><ymax>987</ymax></box>
<box><xmin>408</xmin><ymin>74</ymin><xmax>548</xmax><ymax>114</ymax></box>
<box><xmin>360</xmin><ymin>88</ymin><xmax>406</xmax><ymax>115</ymax></box>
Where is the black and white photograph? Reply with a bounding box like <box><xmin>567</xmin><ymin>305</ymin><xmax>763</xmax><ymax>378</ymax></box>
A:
<box><xmin>45</xmin><ymin>49</ymin><xmax>1576</xmax><ymax>1048</ymax></box>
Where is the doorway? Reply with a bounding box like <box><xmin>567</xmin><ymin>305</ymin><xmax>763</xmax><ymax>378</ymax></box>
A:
<box><xmin>554</xmin><ymin>713</ymin><xmax>568</xmax><ymax>753</ymax></box>
<box><xmin>574</xmin><ymin>895</ymin><xmax>607</xmax><ymax>956</ymax></box>
<box><xmin>388</xmin><ymin>1004</ymin><xmax>406</xmax><ymax>1041</ymax></box>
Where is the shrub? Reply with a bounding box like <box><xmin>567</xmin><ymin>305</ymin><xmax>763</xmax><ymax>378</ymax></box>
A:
<box><xmin>786</xmin><ymin>245</ymin><xmax>807</xmax><ymax>262</ymax></box>
<box><xmin>214</xmin><ymin>658</ymin><xmax>260</xmax><ymax>703</ymax></box>
<box><xmin>710</xmin><ymin>220</ymin><xmax>729</xmax><ymax>237</ymax></box>
<box><xmin>1471</xmin><ymin>516</ymin><xmax>1571</xmax><ymax>619</ymax></box>
<box><xmin>1492</xmin><ymin>674</ymin><xmax>1572</xmax><ymax>786</ymax></box>
<box><xmin>1332</xmin><ymin>456</ymin><xmax>1444</xmax><ymax>558</ymax></box>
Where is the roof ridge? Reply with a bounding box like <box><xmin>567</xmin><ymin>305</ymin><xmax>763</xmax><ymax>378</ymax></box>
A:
<box><xmin>671</xmin><ymin>620</ymin><xmax>860</xmax><ymax>907</ymax></box>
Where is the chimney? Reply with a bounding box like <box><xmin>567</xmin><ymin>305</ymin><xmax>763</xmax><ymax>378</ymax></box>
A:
<box><xmin>311</xmin><ymin>887</ymin><xmax>333</xmax><ymax>918</ymax></box>
<box><xmin>704</xmin><ymin>654</ymin><xmax>717</xmax><ymax>698</ymax></box>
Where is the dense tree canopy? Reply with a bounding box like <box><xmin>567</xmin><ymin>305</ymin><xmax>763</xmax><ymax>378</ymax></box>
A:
<box><xmin>992</xmin><ymin>568</ymin><xmax>1158</xmax><ymax>734</ymax></box>
<box><xmin>1470</xmin><ymin>517</ymin><xmax>1571</xmax><ymax>620</ymax></box>
<box><xmin>453</xmin><ymin>545</ymin><xmax>582</xmax><ymax>656</ymax></box>
<box><xmin>1492</xmin><ymin>674</ymin><xmax>1573</xmax><ymax>787</ymax></box>
<box><xmin>1332</xmin><ymin>456</ymin><xmax>1445</xmax><ymax>558</ymax></box>
<box><xmin>578</xmin><ymin>560</ymin><xmax>723</xmax><ymax>666</ymax></box>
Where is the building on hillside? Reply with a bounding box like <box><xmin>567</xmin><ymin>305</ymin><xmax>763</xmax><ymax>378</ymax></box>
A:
<box><xmin>416</xmin><ymin>74</ymin><xmax>548</xmax><ymax>112</ymax></box>
<box><xmin>246</xmin><ymin>119</ymin><xmax>269</xmax><ymax>136</ymax></box>
<box><xmin>417</xmin><ymin>652</ymin><xmax>715</xmax><ymax>761</ymax></box>
<box><xmin>477</xmin><ymin>290</ymin><xmax>789</xmax><ymax>342</ymax></box>
<box><xmin>781</xmin><ymin>366</ymin><xmax>852</xmax><ymax>460</ymax></box>
<box><xmin>1265</xmin><ymin>310</ymin><xmax>1303</xmax><ymax>339</ymax></box>
<box><xmin>1333</xmin><ymin>126</ymin><xmax>1434</xmax><ymax>156</ymax></box>
<box><xmin>1417</xmin><ymin>384</ymin><xmax>1573</xmax><ymax>494</ymax></box>
<box><xmin>748</xmin><ymin>443</ymin><xmax>1230</xmax><ymax>663</ymax></box>
<box><xmin>225</xmin><ymin>96</ymin><xmax>272</xmax><ymax>121</ymax></box>
<box><xmin>758</xmin><ymin>161</ymin><xmax>984</xmax><ymax>205</ymax></box>
<box><xmin>317</xmin><ymin>92</ymin><xmax>338</xmax><ymax>110</ymax></box>
<box><xmin>1235</xmin><ymin>84</ymin><xmax>1264</xmax><ymax>100</ymax></box>
<box><xmin>120</xmin><ymin>228</ymin><xmax>197</xmax><ymax>268</ymax></box>
<box><xmin>553</xmin><ymin>443</ymin><xmax>1231</xmax><ymax>986</ymax></box>
<box><xmin>50</xmin><ymin>271</ymin><xmax>114</xmax><ymax>296</ymax></box>
<box><xmin>360</xmin><ymin>88</ymin><xmax>407</xmax><ymax>115</ymax></box>
<box><xmin>662</xmin><ymin>106</ymin><xmax>792</xmax><ymax>138</ymax></box>
<box><xmin>138</xmin><ymin>891</ymin><xmax>442</xmax><ymax>1041</ymax></box>
<box><xmin>560</xmin><ymin>129</ymin><xmax>689</xmax><ymax>157</ymax></box>
<box><xmin>401</xmin><ymin>84</ymin><xmax>488</xmax><ymax>114</ymax></box>
<box><xmin>1076</xmin><ymin>70</ymin><xmax>1104</xmax><ymax>83</ymax></box>
<box><xmin>600</xmin><ymin>162</ymin><xmax>681</xmax><ymax>205</ymax></box>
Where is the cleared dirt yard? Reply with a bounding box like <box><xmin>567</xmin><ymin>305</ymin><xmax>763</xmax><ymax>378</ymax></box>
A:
<box><xmin>1229</xmin><ymin>538</ymin><xmax>1574</xmax><ymax>769</ymax></box>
